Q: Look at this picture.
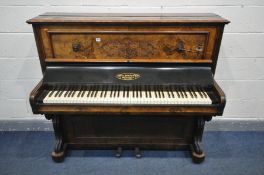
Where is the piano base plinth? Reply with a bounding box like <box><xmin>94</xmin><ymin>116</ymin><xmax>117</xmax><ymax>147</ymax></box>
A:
<box><xmin>48</xmin><ymin>114</ymin><xmax>211</xmax><ymax>163</ymax></box>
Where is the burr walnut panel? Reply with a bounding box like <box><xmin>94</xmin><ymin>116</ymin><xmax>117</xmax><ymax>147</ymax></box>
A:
<box><xmin>40</xmin><ymin>26</ymin><xmax>218</xmax><ymax>63</ymax></box>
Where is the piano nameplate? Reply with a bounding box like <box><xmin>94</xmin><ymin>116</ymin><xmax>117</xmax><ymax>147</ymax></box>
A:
<box><xmin>116</xmin><ymin>73</ymin><xmax>140</xmax><ymax>81</ymax></box>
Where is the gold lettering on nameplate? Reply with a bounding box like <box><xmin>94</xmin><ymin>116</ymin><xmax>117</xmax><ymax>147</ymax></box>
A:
<box><xmin>115</xmin><ymin>73</ymin><xmax>140</xmax><ymax>80</ymax></box>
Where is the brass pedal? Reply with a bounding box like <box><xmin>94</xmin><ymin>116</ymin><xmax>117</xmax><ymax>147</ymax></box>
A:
<box><xmin>115</xmin><ymin>147</ymin><xmax>122</xmax><ymax>158</ymax></box>
<box><xmin>134</xmin><ymin>147</ymin><xmax>142</xmax><ymax>158</ymax></box>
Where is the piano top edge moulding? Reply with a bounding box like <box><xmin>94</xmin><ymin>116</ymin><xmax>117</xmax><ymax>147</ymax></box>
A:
<box><xmin>28</xmin><ymin>13</ymin><xmax>229</xmax><ymax>74</ymax></box>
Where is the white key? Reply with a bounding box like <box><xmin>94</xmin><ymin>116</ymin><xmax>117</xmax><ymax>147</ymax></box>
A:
<box><xmin>43</xmin><ymin>91</ymin><xmax>52</xmax><ymax>104</ymax></box>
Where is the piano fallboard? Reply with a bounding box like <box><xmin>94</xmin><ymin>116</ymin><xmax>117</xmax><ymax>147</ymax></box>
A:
<box><xmin>43</xmin><ymin>65</ymin><xmax>213</xmax><ymax>86</ymax></box>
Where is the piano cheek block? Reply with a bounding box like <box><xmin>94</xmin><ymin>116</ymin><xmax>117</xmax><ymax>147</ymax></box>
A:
<box><xmin>27</xmin><ymin>13</ymin><xmax>229</xmax><ymax>163</ymax></box>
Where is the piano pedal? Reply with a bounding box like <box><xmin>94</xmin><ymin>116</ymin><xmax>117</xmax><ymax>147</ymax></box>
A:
<box><xmin>115</xmin><ymin>147</ymin><xmax>122</xmax><ymax>158</ymax></box>
<box><xmin>134</xmin><ymin>147</ymin><xmax>142</xmax><ymax>158</ymax></box>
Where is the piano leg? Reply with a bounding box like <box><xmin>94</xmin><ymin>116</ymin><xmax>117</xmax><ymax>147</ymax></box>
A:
<box><xmin>190</xmin><ymin>117</ymin><xmax>206</xmax><ymax>164</ymax></box>
<box><xmin>50</xmin><ymin>116</ymin><xmax>67</xmax><ymax>162</ymax></box>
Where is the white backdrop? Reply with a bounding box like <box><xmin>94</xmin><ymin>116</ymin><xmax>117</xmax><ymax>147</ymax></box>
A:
<box><xmin>0</xmin><ymin>0</ymin><xmax>263</xmax><ymax>121</ymax></box>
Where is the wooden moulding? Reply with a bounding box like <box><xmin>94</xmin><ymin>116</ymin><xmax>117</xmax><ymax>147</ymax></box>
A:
<box><xmin>45</xmin><ymin>58</ymin><xmax>213</xmax><ymax>63</ymax></box>
<box><xmin>27</xmin><ymin>13</ymin><xmax>230</xmax><ymax>24</ymax></box>
<box><xmin>37</xmin><ymin>105</ymin><xmax>219</xmax><ymax>115</ymax></box>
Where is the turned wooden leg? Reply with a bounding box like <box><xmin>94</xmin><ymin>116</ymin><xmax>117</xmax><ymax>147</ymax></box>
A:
<box><xmin>190</xmin><ymin>117</ymin><xmax>205</xmax><ymax>164</ymax></box>
<box><xmin>51</xmin><ymin>116</ymin><xmax>67</xmax><ymax>162</ymax></box>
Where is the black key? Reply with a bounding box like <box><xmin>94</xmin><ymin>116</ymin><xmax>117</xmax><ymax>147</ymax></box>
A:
<box><xmin>57</xmin><ymin>87</ymin><xmax>64</xmax><ymax>97</ymax></box>
<box><xmin>94</xmin><ymin>85</ymin><xmax>98</xmax><ymax>97</ymax></box>
<box><xmin>192</xmin><ymin>87</ymin><xmax>197</xmax><ymax>98</ymax></box>
<box><xmin>174</xmin><ymin>86</ymin><xmax>180</xmax><ymax>98</ymax></box>
<box><xmin>201</xmin><ymin>87</ymin><xmax>208</xmax><ymax>98</ymax></box>
<box><xmin>144</xmin><ymin>85</ymin><xmax>148</xmax><ymax>98</ymax></box>
<box><xmin>77</xmin><ymin>86</ymin><xmax>83</xmax><ymax>97</ymax></box>
<box><xmin>90</xmin><ymin>85</ymin><xmax>95</xmax><ymax>97</ymax></box>
<box><xmin>166</xmin><ymin>87</ymin><xmax>171</xmax><ymax>98</ymax></box>
<box><xmin>92</xmin><ymin>85</ymin><xmax>98</xmax><ymax>98</ymax></box>
<box><xmin>196</xmin><ymin>87</ymin><xmax>204</xmax><ymax>98</ymax></box>
<box><xmin>127</xmin><ymin>86</ymin><xmax>129</xmax><ymax>98</ymax></box>
<box><xmin>114</xmin><ymin>85</ymin><xmax>118</xmax><ymax>97</ymax></box>
<box><xmin>198</xmin><ymin>87</ymin><xmax>206</xmax><ymax>97</ymax></box>
<box><xmin>68</xmin><ymin>87</ymin><xmax>74</xmax><ymax>97</ymax></box>
<box><xmin>102</xmin><ymin>85</ymin><xmax>107</xmax><ymax>98</ymax></box>
<box><xmin>156</xmin><ymin>86</ymin><xmax>160</xmax><ymax>98</ymax></box>
<box><xmin>64</xmin><ymin>86</ymin><xmax>70</xmax><ymax>97</ymax></box>
<box><xmin>71</xmin><ymin>86</ymin><xmax>78</xmax><ymax>97</ymax></box>
<box><xmin>132</xmin><ymin>86</ymin><xmax>135</xmax><ymax>98</ymax></box>
<box><xmin>100</xmin><ymin>86</ymin><xmax>105</xmax><ymax>98</ymax></box>
<box><xmin>69</xmin><ymin>86</ymin><xmax>76</xmax><ymax>97</ymax></box>
<box><xmin>182</xmin><ymin>87</ymin><xmax>187</xmax><ymax>98</ymax></box>
<box><xmin>169</xmin><ymin>86</ymin><xmax>174</xmax><ymax>98</ymax></box>
<box><xmin>189</xmin><ymin>87</ymin><xmax>196</xmax><ymax>98</ymax></box>
<box><xmin>87</xmin><ymin>86</ymin><xmax>92</xmax><ymax>97</ymax></box>
<box><xmin>181</xmin><ymin>87</ymin><xmax>186</xmax><ymax>98</ymax></box>
<box><xmin>123</xmin><ymin>86</ymin><xmax>126</xmax><ymax>98</ymax></box>
<box><xmin>110</xmin><ymin>85</ymin><xmax>113</xmax><ymax>98</ymax></box>
<box><xmin>157</xmin><ymin>86</ymin><xmax>162</xmax><ymax>98</ymax></box>
<box><xmin>92</xmin><ymin>85</ymin><xmax>96</xmax><ymax>98</ymax></box>
<box><xmin>187</xmin><ymin>87</ymin><xmax>194</xmax><ymax>98</ymax></box>
<box><xmin>59</xmin><ymin>86</ymin><xmax>66</xmax><ymax>97</ymax></box>
<box><xmin>57</xmin><ymin>90</ymin><xmax>63</xmax><ymax>97</ymax></box>
<box><xmin>88</xmin><ymin>86</ymin><xmax>93</xmax><ymax>97</ymax></box>
<box><xmin>112</xmin><ymin>85</ymin><xmax>116</xmax><ymax>97</ymax></box>
<box><xmin>148</xmin><ymin>85</ymin><xmax>152</xmax><ymax>98</ymax></box>
<box><xmin>180</xmin><ymin>87</ymin><xmax>184</xmax><ymax>98</ymax></box>
<box><xmin>136</xmin><ymin>85</ymin><xmax>138</xmax><ymax>98</ymax></box>
<box><xmin>160</xmin><ymin>86</ymin><xmax>165</xmax><ymax>98</ymax></box>
<box><xmin>81</xmin><ymin>86</ymin><xmax>86</xmax><ymax>97</ymax></box>
<box><xmin>54</xmin><ymin>90</ymin><xmax>60</xmax><ymax>98</ymax></box>
<box><xmin>117</xmin><ymin>85</ymin><xmax>120</xmax><ymax>98</ymax></box>
<box><xmin>48</xmin><ymin>88</ymin><xmax>55</xmax><ymax>97</ymax></box>
<box><xmin>154</xmin><ymin>86</ymin><xmax>158</xmax><ymax>98</ymax></box>
<box><xmin>139</xmin><ymin>85</ymin><xmax>142</xmax><ymax>98</ymax></box>
<box><xmin>71</xmin><ymin>88</ymin><xmax>76</xmax><ymax>97</ymax></box>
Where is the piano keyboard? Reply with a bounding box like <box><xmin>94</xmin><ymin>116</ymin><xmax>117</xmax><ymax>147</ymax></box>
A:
<box><xmin>41</xmin><ymin>85</ymin><xmax>212</xmax><ymax>105</ymax></box>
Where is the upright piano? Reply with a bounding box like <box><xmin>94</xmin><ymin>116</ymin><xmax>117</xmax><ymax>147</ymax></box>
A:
<box><xmin>27</xmin><ymin>13</ymin><xmax>229</xmax><ymax>163</ymax></box>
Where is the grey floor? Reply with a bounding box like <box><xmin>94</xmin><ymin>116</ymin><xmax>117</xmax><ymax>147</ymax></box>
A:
<box><xmin>0</xmin><ymin>131</ymin><xmax>263</xmax><ymax>175</ymax></box>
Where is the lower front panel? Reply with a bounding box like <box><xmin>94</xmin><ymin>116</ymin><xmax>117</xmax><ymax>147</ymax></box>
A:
<box><xmin>60</xmin><ymin>115</ymin><xmax>196</xmax><ymax>149</ymax></box>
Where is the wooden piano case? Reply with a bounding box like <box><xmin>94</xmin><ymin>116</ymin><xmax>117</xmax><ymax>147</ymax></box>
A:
<box><xmin>27</xmin><ymin>13</ymin><xmax>229</xmax><ymax>163</ymax></box>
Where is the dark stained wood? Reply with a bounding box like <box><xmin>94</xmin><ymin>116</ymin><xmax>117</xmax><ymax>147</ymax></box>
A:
<box><xmin>45</xmin><ymin>58</ymin><xmax>212</xmax><ymax>63</ymax></box>
<box><xmin>27</xmin><ymin>13</ymin><xmax>230</xmax><ymax>24</ymax></box>
<box><xmin>39</xmin><ymin>25</ymin><xmax>218</xmax><ymax>66</ymax></box>
<box><xmin>49</xmin><ymin>31</ymin><xmax>209</xmax><ymax>60</ymax></box>
<box><xmin>214</xmin><ymin>80</ymin><xmax>226</xmax><ymax>115</ymax></box>
<box><xmin>36</xmin><ymin>105</ymin><xmax>220</xmax><ymax>115</ymax></box>
<box><xmin>29</xmin><ymin>79</ymin><xmax>43</xmax><ymax>113</ymax></box>
<box><xmin>51</xmin><ymin>116</ymin><xmax>67</xmax><ymax>162</ymax></box>
<box><xmin>211</xmin><ymin>25</ymin><xmax>225</xmax><ymax>74</ymax></box>
<box><xmin>27</xmin><ymin>13</ymin><xmax>228</xmax><ymax>163</ymax></box>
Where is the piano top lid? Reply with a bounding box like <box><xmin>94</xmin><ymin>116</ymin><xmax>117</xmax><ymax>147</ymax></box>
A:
<box><xmin>27</xmin><ymin>12</ymin><xmax>230</xmax><ymax>24</ymax></box>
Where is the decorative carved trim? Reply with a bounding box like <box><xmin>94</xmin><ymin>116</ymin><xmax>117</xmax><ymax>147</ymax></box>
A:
<box><xmin>52</xmin><ymin>116</ymin><xmax>66</xmax><ymax>153</ymax></box>
<box><xmin>100</xmin><ymin>37</ymin><xmax>156</xmax><ymax>59</ymax></box>
<box><xmin>45</xmin><ymin>30</ymin><xmax>210</xmax><ymax>60</ymax></box>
